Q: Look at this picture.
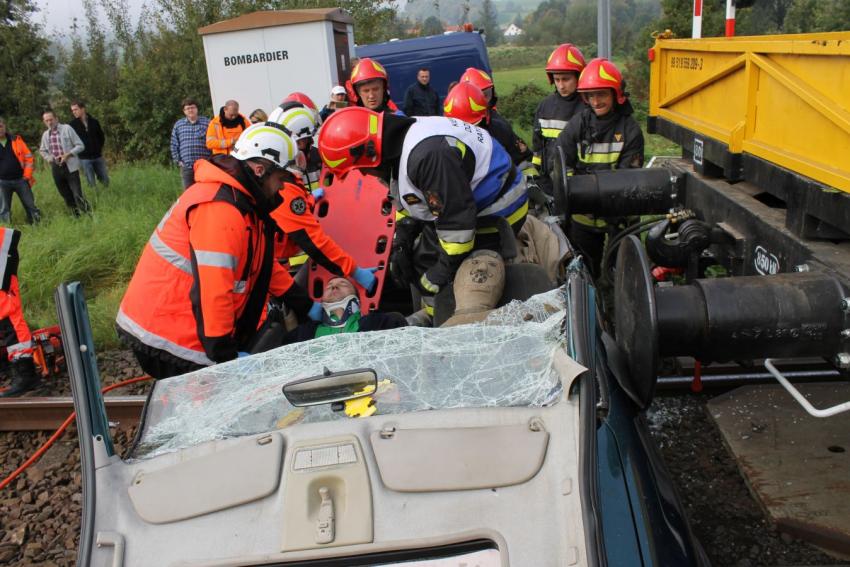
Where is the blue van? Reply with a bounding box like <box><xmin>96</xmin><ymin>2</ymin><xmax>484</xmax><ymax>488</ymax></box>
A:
<box><xmin>356</xmin><ymin>32</ymin><xmax>491</xmax><ymax>109</ymax></box>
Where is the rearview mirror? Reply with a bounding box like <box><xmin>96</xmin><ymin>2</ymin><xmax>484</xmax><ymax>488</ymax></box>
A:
<box><xmin>282</xmin><ymin>368</ymin><xmax>378</xmax><ymax>407</ymax></box>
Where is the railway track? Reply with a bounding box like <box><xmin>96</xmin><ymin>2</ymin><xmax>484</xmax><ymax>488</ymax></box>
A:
<box><xmin>0</xmin><ymin>395</ymin><xmax>146</xmax><ymax>431</ymax></box>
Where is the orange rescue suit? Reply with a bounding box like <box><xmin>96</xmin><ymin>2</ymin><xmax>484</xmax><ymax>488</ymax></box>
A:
<box><xmin>117</xmin><ymin>160</ymin><xmax>298</xmax><ymax>365</ymax></box>
<box><xmin>271</xmin><ymin>182</ymin><xmax>356</xmax><ymax>277</ymax></box>
<box><xmin>205</xmin><ymin>114</ymin><xmax>251</xmax><ymax>155</ymax></box>
<box><xmin>10</xmin><ymin>135</ymin><xmax>35</xmax><ymax>186</ymax></box>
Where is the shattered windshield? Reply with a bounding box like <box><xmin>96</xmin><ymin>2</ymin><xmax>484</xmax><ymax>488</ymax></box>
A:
<box><xmin>131</xmin><ymin>288</ymin><xmax>574</xmax><ymax>460</ymax></box>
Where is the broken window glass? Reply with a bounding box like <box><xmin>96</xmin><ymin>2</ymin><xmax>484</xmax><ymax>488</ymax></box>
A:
<box><xmin>131</xmin><ymin>287</ymin><xmax>574</xmax><ymax>461</ymax></box>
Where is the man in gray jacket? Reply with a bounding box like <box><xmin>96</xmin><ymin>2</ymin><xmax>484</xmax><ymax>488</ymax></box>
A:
<box><xmin>38</xmin><ymin>109</ymin><xmax>91</xmax><ymax>216</ymax></box>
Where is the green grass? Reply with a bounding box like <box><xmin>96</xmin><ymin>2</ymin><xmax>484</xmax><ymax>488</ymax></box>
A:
<box><xmin>13</xmin><ymin>163</ymin><xmax>182</xmax><ymax>349</ymax></box>
<box><xmin>493</xmin><ymin>64</ymin><xmax>682</xmax><ymax>158</ymax></box>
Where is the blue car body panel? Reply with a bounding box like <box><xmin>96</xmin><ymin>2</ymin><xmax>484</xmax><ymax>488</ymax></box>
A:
<box><xmin>356</xmin><ymin>33</ymin><xmax>491</xmax><ymax>106</ymax></box>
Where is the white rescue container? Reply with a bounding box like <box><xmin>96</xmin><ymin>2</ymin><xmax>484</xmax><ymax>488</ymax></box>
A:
<box><xmin>199</xmin><ymin>8</ymin><xmax>355</xmax><ymax>115</ymax></box>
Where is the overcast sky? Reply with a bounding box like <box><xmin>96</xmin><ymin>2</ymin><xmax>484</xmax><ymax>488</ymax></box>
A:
<box><xmin>33</xmin><ymin>0</ymin><xmax>144</xmax><ymax>34</ymax></box>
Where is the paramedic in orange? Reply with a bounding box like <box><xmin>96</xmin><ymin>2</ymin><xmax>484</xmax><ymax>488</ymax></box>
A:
<box><xmin>0</xmin><ymin>229</ymin><xmax>39</xmax><ymax>397</ymax></box>
<box><xmin>116</xmin><ymin>123</ymin><xmax>313</xmax><ymax>379</ymax></box>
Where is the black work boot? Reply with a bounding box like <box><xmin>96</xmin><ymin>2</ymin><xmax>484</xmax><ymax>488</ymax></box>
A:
<box><xmin>0</xmin><ymin>358</ymin><xmax>40</xmax><ymax>397</ymax></box>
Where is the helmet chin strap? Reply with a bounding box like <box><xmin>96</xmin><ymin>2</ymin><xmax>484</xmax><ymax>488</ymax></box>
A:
<box><xmin>321</xmin><ymin>294</ymin><xmax>361</xmax><ymax>327</ymax></box>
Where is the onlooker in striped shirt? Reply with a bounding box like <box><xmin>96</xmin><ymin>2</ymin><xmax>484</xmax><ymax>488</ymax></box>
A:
<box><xmin>170</xmin><ymin>98</ymin><xmax>211</xmax><ymax>189</ymax></box>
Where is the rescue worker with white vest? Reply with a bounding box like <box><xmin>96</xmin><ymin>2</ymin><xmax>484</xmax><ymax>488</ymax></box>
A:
<box><xmin>532</xmin><ymin>43</ymin><xmax>587</xmax><ymax>195</ymax></box>
<box><xmin>116</xmin><ymin>123</ymin><xmax>313</xmax><ymax>379</ymax></box>
<box><xmin>318</xmin><ymin>107</ymin><xmax>528</xmax><ymax>318</ymax></box>
<box><xmin>552</xmin><ymin>58</ymin><xmax>645</xmax><ymax>276</ymax></box>
<box><xmin>265</xmin><ymin>105</ymin><xmax>377</xmax><ymax>292</ymax></box>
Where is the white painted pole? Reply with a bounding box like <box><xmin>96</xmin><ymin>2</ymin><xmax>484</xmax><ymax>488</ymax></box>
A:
<box><xmin>692</xmin><ymin>0</ymin><xmax>703</xmax><ymax>38</ymax></box>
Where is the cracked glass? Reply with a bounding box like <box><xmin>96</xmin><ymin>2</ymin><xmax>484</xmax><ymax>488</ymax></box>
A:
<box><xmin>131</xmin><ymin>287</ymin><xmax>574</xmax><ymax>460</ymax></box>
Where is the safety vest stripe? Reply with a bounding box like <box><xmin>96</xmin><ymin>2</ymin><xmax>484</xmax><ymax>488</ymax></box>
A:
<box><xmin>476</xmin><ymin>200</ymin><xmax>529</xmax><ymax>234</ymax></box>
<box><xmin>288</xmin><ymin>253</ymin><xmax>308</xmax><ymax>266</ymax></box>
<box><xmin>532</xmin><ymin>155</ymin><xmax>542</xmax><ymax>166</ymax></box>
<box><xmin>478</xmin><ymin>176</ymin><xmax>527</xmax><ymax>217</ymax></box>
<box><xmin>149</xmin><ymin>231</ymin><xmax>192</xmax><ymax>275</ymax></box>
<box><xmin>195</xmin><ymin>250</ymin><xmax>238</xmax><ymax>270</ymax></box>
<box><xmin>541</xmin><ymin>128</ymin><xmax>562</xmax><ymax>139</ymax></box>
<box><xmin>538</xmin><ymin>118</ymin><xmax>568</xmax><ymax>129</ymax></box>
<box><xmin>6</xmin><ymin>341</ymin><xmax>33</xmax><ymax>360</ymax></box>
<box><xmin>439</xmin><ymin>239</ymin><xmax>475</xmax><ymax>255</ymax></box>
<box><xmin>437</xmin><ymin>228</ymin><xmax>476</xmax><ymax>244</ymax></box>
<box><xmin>581</xmin><ymin>153</ymin><xmax>621</xmax><ymax>165</ymax></box>
<box><xmin>585</xmin><ymin>141</ymin><xmax>625</xmax><ymax>154</ymax></box>
<box><xmin>116</xmin><ymin>307</ymin><xmax>214</xmax><ymax>366</ymax></box>
<box><xmin>572</xmin><ymin>214</ymin><xmax>608</xmax><ymax>228</ymax></box>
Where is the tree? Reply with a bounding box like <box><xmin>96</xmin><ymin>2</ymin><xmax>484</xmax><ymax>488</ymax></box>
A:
<box><xmin>89</xmin><ymin>0</ymin><xmax>406</xmax><ymax>162</ymax></box>
<box><xmin>421</xmin><ymin>15</ymin><xmax>444</xmax><ymax>36</ymax></box>
<box><xmin>476</xmin><ymin>0</ymin><xmax>500</xmax><ymax>46</ymax></box>
<box><xmin>0</xmin><ymin>0</ymin><xmax>54</xmax><ymax>143</ymax></box>
<box><xmin>58</xmin><ymin>1</ymin><xmax>123</xmax><ymax>152</ymax></box>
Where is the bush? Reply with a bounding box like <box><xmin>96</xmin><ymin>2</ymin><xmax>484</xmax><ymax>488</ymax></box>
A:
<box><xmin>498</xmin><ymin>83</ymin><xmax>549</xmax><ymax>135</ymax></box>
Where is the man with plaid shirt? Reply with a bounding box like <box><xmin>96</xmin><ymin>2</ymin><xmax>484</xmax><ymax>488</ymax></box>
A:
<box><xmin>38</xmin><ymin>109</ymin><xmax>90</xmax><ymax>216</ymax></box>
<box><xmin>170</xmin><ymin>98</ymin><xmax>212</xmax><ymax>189</ymax></box>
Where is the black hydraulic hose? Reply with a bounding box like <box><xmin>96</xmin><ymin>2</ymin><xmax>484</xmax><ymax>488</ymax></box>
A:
<box><xmin>600</xmin><ymin>218</ymin><xmax>665</xmax><ymax>283</ymax></box>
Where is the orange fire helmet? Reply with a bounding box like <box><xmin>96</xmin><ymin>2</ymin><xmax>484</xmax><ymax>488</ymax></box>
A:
<box><xmin>443</xmin><ymin>82</ymin><xmax>489</xmax><ymax>125</ymax></box>
<box><xmin>578</xmin><ymin>58</ymin><xmax>627</xmax><ymax>104</ymax></box>
<box><xmin>317</xmin><ymin>107</ymin><xmax>383</xmax><ymax>178</ymax></box>
<box><xmin>545</xmin><ymin>43</ymin><xmax>586</xmax><ymax>83</ymax></box>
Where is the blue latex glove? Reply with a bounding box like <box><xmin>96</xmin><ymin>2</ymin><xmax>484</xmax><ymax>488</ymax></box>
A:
<box><xmin>237</xmin><ymin>351</ymin><xmax>250</xmax><ymax>359</ymax></box>
<box><xmin>311</xmin><ymin>188</ymin><xmax>325</xmax><ymax>200</ymax></box>
<box><xmin>308</xmin><ymin>301</ymin><xmax>324</xmax><ymax>322</ymax></box>
<box><xmin>353</xmin><ymin>266</ymin><xmax>378</xmax><ymax>293</ymax></box>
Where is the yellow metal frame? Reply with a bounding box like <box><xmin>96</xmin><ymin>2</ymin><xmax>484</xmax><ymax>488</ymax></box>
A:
<box><xmin>649</xmin><ymin>31</ymin><xmax>850</xmax><ymax>193</ymax></box>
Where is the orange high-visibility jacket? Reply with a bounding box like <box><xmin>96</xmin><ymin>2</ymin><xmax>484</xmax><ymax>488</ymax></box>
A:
<box><xmin>9</xmin><ymin>135</ymin><xmax>34</xmax><ymax>186</ymax></box>
<box><xmin>117</xmin><ymin>160</ymin><xmax>296</xmax><ymax>365</ymax></box>
<box><xmin>205</xmin><ymin>114</ymin><xmax>251</xmax><ymax>155</ymax></box>
<box><xmin>271</xmin><ymin>182</ymin><xmax>356</xmax><ymax>277</ymax></box>
<box><xmin>0</xmin><ymin>276</ymin><xmax>33</xmax><ymax>361</ymax></box>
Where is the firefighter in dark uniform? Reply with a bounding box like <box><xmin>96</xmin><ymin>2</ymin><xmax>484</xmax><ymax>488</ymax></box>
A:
<box><xmin>458</xmin><ymin>67</ymin><xmax>532</xmax><ymax>168</ymax></box>
<box><xmin>531</xmin><ymin>43</ymin><xmax>587</xmax><ymax>195</ymax></box>
<box><xmin>443</xmin><ymin>82</ymin><xmax>532</xmax><ymax>167</ymax></box>
<box><xmin>317</xmin><ymin>107</ymin><xmax>528</xmax><ymax>322</ymax></box>
<box><xmin>351</xmin><ymin>58</ymin><xmax>404</xmax><ymax>115</ymax></box>
<box><xmin>552</xmin><ymin>58</ymin><xmax>645</xmax><ymax>276</ymax></box>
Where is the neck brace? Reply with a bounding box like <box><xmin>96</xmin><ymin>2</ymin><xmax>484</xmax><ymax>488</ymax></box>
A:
<box><xmin>322</xmin><ymin>294</ymin><xmax>361</xmax><ymax>327</ymax></box>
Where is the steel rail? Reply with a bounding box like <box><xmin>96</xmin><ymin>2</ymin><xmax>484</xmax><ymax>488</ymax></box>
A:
<box><xmin>0</xmin><ymin>395</ymin><xmax>146</xmax><ymax>431</ymax></box>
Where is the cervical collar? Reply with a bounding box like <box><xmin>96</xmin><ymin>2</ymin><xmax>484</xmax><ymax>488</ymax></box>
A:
<box><xmin>322</xmin><ymin>294</ymin><xmax>361</xmax><ymax>327</ymax></box>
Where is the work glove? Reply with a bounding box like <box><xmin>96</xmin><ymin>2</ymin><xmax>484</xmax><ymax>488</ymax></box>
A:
<box><xmin>311</xmin><ymin>187</ymin><xmax>325</xmax><ymax>200</ymax></box>
<box><xmin>418</xmin><ymin>272</ymin><xmax>440</xmax><ymax>296</ymax></box>
<box><xmin>237</xmin><ymin>352</ymin><xmax>251</xmax><ymax>359</ymax></box>
<box><xmin>353</xmin><ymin>266</ymin><xmax>378</xmax><ymax>293</ymax></box>
<box><xmin>308</xmin><ymin>301</ymin><xmax>324</xmax><ymax>322</ymax></box>
<box><xmin>389</xmin><ymin>244</ymin><xmax>415</xmax><ymax>288</ymax></box>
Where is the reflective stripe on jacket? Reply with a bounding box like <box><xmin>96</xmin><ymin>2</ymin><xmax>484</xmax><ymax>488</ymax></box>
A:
<box><xmin>117</xmin><ymin>160</ymin><xmax>295</xmax><ymax>366</ymax></box>
<box><xmin>532</xmin><ymin>92</ymin><xmax>584</xmax><ymax>173</ymax></box>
